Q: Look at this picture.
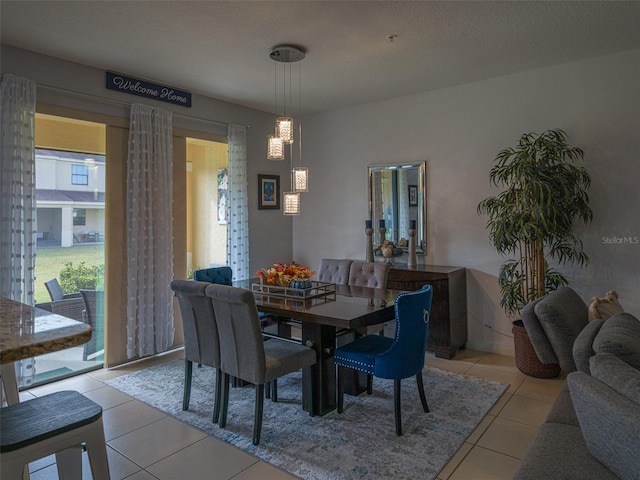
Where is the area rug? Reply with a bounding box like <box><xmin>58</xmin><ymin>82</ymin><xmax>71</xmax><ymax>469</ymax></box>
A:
<box><xmin>106</xmin><ymin>359</ymin><xmax>508</xmax><ymax>480</ymax></box>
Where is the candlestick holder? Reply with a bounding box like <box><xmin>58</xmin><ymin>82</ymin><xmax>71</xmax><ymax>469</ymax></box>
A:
<box><xmin>408</xmin><ymin>227</ymin><xmax>417</xmax><ymax>268</ymax></box>
<box><xmin>365</xmin><ymin>227</ymin><xmax>374</xmax><ymax>262</ymax></box>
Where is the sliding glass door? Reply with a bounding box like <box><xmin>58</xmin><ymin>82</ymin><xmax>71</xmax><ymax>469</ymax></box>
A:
<box><xmin>18</xmin><ymin>113</ymin><xmax>106</xmax><ymax>388</ymax></box>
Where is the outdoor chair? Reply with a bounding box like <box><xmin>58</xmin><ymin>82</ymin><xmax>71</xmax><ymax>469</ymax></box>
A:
<box><xmin>44</xmin><ymin>278</ymin><xmax>85</xmax><ymax>322</ymax></box>
<box><xmin>334</xmin><ymin>284</ymin><xmax>433</xmax><ymax>436</ymax></box>
<box><xmin>79</xmin><ymin>290</ymin><xmax>105</xmax><ymax>361</ymax></box>
<box><xmin>205</xmin><ymin>283</ymin><xmax>317</xmax><ymax>445</ymax></box>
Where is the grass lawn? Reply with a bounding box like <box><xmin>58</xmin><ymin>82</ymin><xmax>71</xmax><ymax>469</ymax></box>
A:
<box><xmin>35</xmin><ymin>245</ymin><xmax>104</xmax><ymax>303</ymax></box>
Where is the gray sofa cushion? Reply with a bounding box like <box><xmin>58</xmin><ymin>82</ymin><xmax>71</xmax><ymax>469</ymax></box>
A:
<box><xmin>513</xmin><ymin>422</ymin><xmax>619</xmax><ymax>480</ymax></box>
<box><xmin>544</xmin><ymin>383</ymin><xmax>579</xmax><ymax>426</ymax></box>
<box><xmin>567</xmin><ymin>370</ymin><xmax>640</xmax><ymax>480</ymax></box>
<box><xmin>521</xmin><ymin>296</ymin><xmax>558</xmax><ymax>365</ymax></box>
<box><xmin>573</xmin><ymin>319</ymin><xmax>606</xmax><ymax>374</ymax></box>
<box><xmin>592</xmin><ymin>313</ymin><xmax>640</xmax><ymax>370</ymax></box>
<box><xmin>524</xmin><ymin>287</ymin><xmax>588</xmax><ymax>372</ymax></box>
<box><xmin>590</xmin><ymin>353</ymin><xmax>640</xmax><ymax>405</ymax></box>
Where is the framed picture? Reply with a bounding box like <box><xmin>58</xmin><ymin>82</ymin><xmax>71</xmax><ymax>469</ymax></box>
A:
<box><xmin>258</xmin><ymin>174</ymin><xmax>280</xmax><ymax>210</ymax></box>
<box><xmin>408</xmin><ymin>185</ymin><xmax>418</xmax><ymax>207</ymax></box>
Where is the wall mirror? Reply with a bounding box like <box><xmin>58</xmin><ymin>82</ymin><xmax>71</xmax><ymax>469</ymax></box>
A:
<box><xmin>368</xmin><ymin>161</ymin><xmax>427</xmax><ymax>254</ymax></box>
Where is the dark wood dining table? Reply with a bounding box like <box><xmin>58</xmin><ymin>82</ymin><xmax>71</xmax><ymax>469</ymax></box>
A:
<box><xmin>234</xmin><ymin>280</ymin><xmax>399</xmax><ymax>416</ymax></box>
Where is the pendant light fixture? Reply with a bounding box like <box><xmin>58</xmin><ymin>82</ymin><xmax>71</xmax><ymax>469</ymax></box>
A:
<box><xmin>267</xmin><ymin>44</ymin><xmax>307</xmax><ymax>215</ymax></box>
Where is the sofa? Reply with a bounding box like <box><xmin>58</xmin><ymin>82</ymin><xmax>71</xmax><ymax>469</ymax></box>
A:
<box><xmin>514</xmin><ymin>312</ymin><xmax>640</xmax><ymax>480</ymax></box>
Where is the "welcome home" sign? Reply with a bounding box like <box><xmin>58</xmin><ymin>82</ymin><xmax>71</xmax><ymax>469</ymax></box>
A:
<box><xmin>106</xmin><ymin>71</ymin><xmax>192</xmax><ymax>107</ymax></box>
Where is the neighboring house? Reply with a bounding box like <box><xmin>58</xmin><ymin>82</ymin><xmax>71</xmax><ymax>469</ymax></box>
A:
<box><xmin>35</xmin><ymin>149</ymin><xmax>105</xmax><ymax>247</ymax></box>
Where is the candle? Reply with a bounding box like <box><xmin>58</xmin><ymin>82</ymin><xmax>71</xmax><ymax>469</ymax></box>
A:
<box><xmin>379</xmin><ymin>219</ymin><xmax>385</xmax><ymax>228</ymax></box>
<box><xmin>365</xmin><ymin>220</ymin><xmax>372</xmax><ymax>229</ymax></box>
<box><xmin>410</xmin><ymin>220</ymin><xmax>416</xmax><ymax>229</ymax></box>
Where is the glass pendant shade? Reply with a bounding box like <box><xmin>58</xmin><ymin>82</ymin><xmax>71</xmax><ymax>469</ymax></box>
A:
<box><xmin>267</xmin><ymin>134</ymin><xmax>284</xmax><ymax>160</ymax></box>
<box><xmin>283</xmin><ymin>191</ymin><xmax>301</xmax><ymax>215</ymax></box>
<box><xmin>276</xmin><ymin>117</ymin><xmax>294</xmax><ymax>144</ymax></box>
<box><xmin>292</xmin><ymin>167</ymin><xmax>309</xmax><ymax>192</ymax></box>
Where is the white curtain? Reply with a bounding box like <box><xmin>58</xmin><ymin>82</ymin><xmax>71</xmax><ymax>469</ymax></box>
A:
<box><xmin>226</xmin><ymin>124</ymin><xmax>249</xmax><ymax>281</ymax></box>
<box><xmin>0</xmin><ymin>74</ymin><xmax>37</xmax><ymax>305</ymax></box>
<box><xmin>126</xmin><ymin>104</ymin><xmax>174</xmax><ymax>359</ymax></box>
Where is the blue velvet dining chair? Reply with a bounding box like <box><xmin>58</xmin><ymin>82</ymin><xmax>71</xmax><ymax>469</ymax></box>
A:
<box><xmin>193</xmin><ymin>266</ymin><xmax>233</xmax><ymax>285</ymax></box>
<box><xmin>334</xmin><ymin>284</ymin><xmax>433</xmax><ymax>436</ymax></box>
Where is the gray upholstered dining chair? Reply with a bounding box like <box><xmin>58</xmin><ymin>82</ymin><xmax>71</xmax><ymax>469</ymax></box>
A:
<box><xmin>347</xmin><ymin>261</ymin><xmax>391</xmax><ymax>338</ymax></box>
<box><xmin>347</xmin><ymin>261</ymin><xmax>390</xmax><ymax>289</ymax></box>
<box><xmin>170</xmin><ymin>280</ymin><xmax>222</xmax><ymax>423</ymax></box>
<box><xmin>205</xmin><ymin>283</ymin><xmax>317</xmax><ymax>445</ymax></box>
<box><xmin>317</xmin><ymin>259</ymin><xmax>353</xmax><ymax>285</ymax></box>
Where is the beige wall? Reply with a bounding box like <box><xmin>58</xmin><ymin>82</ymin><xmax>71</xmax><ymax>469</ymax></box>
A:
<box><xmin>296</xmin><ymin>48</ymin><xmax>640</xmax><ymax>356</ymax></box>
<box><xmin>186</xmin><ymin>140</ymin><xmax>228</xmax><ymax>273</ymax></box>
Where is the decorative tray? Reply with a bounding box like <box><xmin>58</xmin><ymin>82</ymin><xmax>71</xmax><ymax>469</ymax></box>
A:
<box><xmin>251</xmin><ymin>280</ymin><xmax>336</xmax><ymax>300</ymax></box>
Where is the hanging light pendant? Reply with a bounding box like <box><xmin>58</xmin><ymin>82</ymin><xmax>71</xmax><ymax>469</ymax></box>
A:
<box><xmin>283</xmin><ymin>191</ymin><xmax>301</xmax><ymax>215</ymax></box>
<box><xmin>276</xmin><ymin>117</ymin><xmax>294</xmax><ymax>144</ymax></box>
<box><xmin>267</xmin><ymin>134</ymin><xmax>284</xmax><ymax>160</ymax></box>
<box><xmin>292</xmin><ymin>167</ymin><xmax>308</xmax><ymax>192</ymax></box>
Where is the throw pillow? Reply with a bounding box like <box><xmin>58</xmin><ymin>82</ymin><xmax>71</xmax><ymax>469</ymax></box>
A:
<box><xmin>593</xmin><ymin>313</ymin><xmax>640</xmax><ymax>370</ymax></box>
<box><xmin>588</xmin><ymin>290</ymin><xmax>624</xmax><ymax>321</ymax></box>
<box><xmin>567</xmin><ymin>371</ymin><xmax>640</xmax><ymax>480</ymax></box>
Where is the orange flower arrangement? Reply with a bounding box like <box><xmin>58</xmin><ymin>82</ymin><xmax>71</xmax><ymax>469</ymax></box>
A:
<box><xmin>256</xmin><ymin>262</ymin><xmax>315</xmax><ymax>287</ymax></box>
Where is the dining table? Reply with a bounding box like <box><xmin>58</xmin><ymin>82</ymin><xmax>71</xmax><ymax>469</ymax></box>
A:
<box><xmin>234</xmin><ymin>279</ymin><xmax>400</xmax><ymax>416</ymax></box>
<box><xmin>0</xmin><ymin>296</ymin><xmax>93</xmax><ymax>405</ymax></box>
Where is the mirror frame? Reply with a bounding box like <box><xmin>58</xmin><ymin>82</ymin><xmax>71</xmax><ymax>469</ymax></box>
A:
<box><xmin>368</xmin><ymin>161</ymin><xmax>427</xmax><ymax>255</ymax></box>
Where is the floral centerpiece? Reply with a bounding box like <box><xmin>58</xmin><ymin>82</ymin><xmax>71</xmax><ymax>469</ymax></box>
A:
<box><xmin>256</xmin><ymin>262</ymin><xmax>315</xmax><ymax>288</ymax></box>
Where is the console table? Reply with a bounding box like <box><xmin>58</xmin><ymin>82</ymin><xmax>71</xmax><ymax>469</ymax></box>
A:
<box><xmin>386</xmin><ymin>264</ymin><xmax>467</xmax><ymax>359</ymax></box>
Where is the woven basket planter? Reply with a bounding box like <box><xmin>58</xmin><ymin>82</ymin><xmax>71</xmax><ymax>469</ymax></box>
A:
<box><xmin>512</xmin><ymin>320</ymin><xmax>561</xmax><ymax>378</ymax></box>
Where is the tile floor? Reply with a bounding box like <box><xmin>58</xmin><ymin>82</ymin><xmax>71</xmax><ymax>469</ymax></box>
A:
<box><xmin>18</xmin><ymin>348</ymin><xmax>566</xmax><ymax>480</ymax></box>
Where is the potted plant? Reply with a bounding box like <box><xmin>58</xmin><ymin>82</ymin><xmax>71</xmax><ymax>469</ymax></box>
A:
<box><xmin>477</xmin><ymin>129</ymin><xmax>593</xmax><ymax>374</ymax></box>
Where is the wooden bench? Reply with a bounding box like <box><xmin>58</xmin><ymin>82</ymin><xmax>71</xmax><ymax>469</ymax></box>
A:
<box><xmin>1</xmin><ymin>390</ymin><xmax>110</xmax><ymax>479</ymax></box>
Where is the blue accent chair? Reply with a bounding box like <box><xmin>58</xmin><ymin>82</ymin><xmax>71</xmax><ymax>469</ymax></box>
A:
<box><xmin>334</xmin><ymin>284</ymin><xmax>433</xmax><ymax>436</ymax></box>
<box><xmin>193</xmin><ymin>266</ymin><xmax>233</xmax><ymax>285</ymax></box>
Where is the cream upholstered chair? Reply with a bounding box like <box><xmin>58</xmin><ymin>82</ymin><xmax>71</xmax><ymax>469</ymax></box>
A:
<box><xmin>317</xmin><ymin>259</ymin><xmax>353</xmax><ymax>285</ymax></box>
<box><xmin>347</xmin><ymin>261</ymin><xmax>390</xmax><ymax>289</ymax></box>
<box><xmin>347</xmin><ymin>261</ymin><xmax>391</xmax><ymax>337</ymax></box>
<box><xmin>205</xmin><ymin>283</ymin><xmax>317</xmax><ymax>445</ymax></box>
<box><xmin>170</xmin><ymin>279</ymin><xmax>222</xmax><ymax>422</ymax></box>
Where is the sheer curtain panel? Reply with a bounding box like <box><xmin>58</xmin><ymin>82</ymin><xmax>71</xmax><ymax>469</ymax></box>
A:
<box><xmin>226</xmin><ymin>124</ymin><xmax>249</xmax><ymax>281</ymax></box>
<box><xmin>0</xmin><ymin>74</ymin><xmax>37</xmax><ymax>305</ymax></box>
<box><xmin>126</xmin><ymin>104</ymin><xmax>174</xmax><ymax>359</ymax></box>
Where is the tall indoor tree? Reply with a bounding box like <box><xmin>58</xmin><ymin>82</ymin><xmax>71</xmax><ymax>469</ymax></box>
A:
<box><xmin>478</xmin><ymin>129</ymin><xmax>593</xmax><ymax>316</ymax></box>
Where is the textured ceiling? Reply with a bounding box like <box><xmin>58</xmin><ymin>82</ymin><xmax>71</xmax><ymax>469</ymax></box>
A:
<box><xmin>2</xmin><ymin>1</ymin><xmax>640</xmax><ymax>115</ymax></box>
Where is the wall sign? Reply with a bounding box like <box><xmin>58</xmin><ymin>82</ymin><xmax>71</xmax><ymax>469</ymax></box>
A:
<box><xmin>106</xmin><ymin>71</ymin><xmax>192</xmax><ymax>107</ymax></box>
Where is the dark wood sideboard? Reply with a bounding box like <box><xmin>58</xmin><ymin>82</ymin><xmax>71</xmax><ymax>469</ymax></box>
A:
<box><xmin>386</xmin><ymin>264</ymin><xmax>467</xmax><ymax>359</ymax></box>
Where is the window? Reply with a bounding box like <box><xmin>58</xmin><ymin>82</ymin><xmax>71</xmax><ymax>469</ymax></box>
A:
<box><xmin>72</xmin><ymin>164</ymin><xmax>88</xmax><ymax>185</ymax></box>
<box><xmin>73</xmin><ymin>208</ymin><xmax>86</xmax><ymax>226</ymax></box>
